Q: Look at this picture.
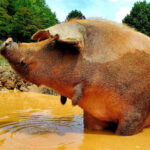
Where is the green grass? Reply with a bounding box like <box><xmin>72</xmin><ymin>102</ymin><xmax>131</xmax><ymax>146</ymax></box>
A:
<box><xmin>0</xmin><ymin>40</ymin><xmax>3</xmax><ymax>50</ymax></box>
<box><xmin>0</xmin><ymin>40</ymin><xmax>2</xmax><ymax>45</ymax></box>
<box><xmin>0</xmin><ymin>55</ymin><xmax>9</xmax><ymax>66</ymax></box>
<box><xmin>0</xmin><ymin>40</ymin><xmax>9</xmax><ymax>66</ymax></box>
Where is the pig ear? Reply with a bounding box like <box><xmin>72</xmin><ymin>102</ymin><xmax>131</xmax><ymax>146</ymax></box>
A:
<box><xmin>46</xmin><ymin>22</ymin><xmax>86</xmax><ymax>52</ymax></box>
<box><xmin>31</xmin><ymin>30</ymin><xmax>51</xmax><ymax>41</ymax></box>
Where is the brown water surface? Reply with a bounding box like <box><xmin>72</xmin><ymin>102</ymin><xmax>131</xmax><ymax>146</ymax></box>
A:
<box><xmin>0</xmin><ymin>91</ymin><xmax>149</xmax><ymax>150</ymax></box>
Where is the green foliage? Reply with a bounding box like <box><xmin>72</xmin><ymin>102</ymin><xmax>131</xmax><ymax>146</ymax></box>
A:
<box><xmin>0</xmin><ymin>0</ymin><xmax>9</xmax><ymax>9</ymax></box>
<box><xmin>0</xmin><ymin>7</ymin><xmax>11</xmax><ymax>39</ymax></box>
<box><xmin>10</xmin><ymin>7</ymin><xmax>38</xmax><ymax>42</ymax></box>
<box><xmin>0</xmin><ymin>0</ymin><xmax>58</xmax><ymax>42</ymax></box>
<box><xmin>7</xmin><ymin>0</ymin><xmax>16</xmax><ymax>15</ymax></box>
<box><xmin>123</xmin><ymin>1</ymin><xmax>150</xmax><ymax>36</ymax></box>
<box><xmin>34</xmin><ymin>6</ymin><xmax>58</xmax><ymax>29</ymax></box>
<box><xmin>66</xmin><ymin>10</ymin><xmax>85</xmax><ymax>21</ymax></box>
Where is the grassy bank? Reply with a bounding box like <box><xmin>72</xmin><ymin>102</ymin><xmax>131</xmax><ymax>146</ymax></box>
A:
<box><xmin>0</xmin><ymin>56</ymin><xmax>9</xmax><ymax>66</ymax></box>
<box><xmin>0</xmin><ymin>40</ymin><xmax>2</xmax><ymax>45</ymax></box>
<box><xmin>0</xmin><ymin>40</ymin><xmax>9</xmax><ymax>66</ymax></box>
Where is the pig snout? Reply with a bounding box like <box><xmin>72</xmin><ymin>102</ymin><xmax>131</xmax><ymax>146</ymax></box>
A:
<box><xmin>0</xmin><ymin>38</ymin><xmax>17</xmax><ymax>53</ymax></box>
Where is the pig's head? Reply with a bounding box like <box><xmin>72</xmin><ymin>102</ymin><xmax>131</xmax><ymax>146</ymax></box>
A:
<box><xmin>0</xmin><ymin>37</ymin><xmax>56</xmax><ymax>85</ymax></box>
<box><xmin>0</xmin><ymin>22</ymin><xmax>86</xmax><ymax>87</ymax></box>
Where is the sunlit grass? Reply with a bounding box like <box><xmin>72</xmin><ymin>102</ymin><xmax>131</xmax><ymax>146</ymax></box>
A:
<box><xmin>0</xmin><ymin>40</ymin><xmax>9</xmax><ymax>66</ymax></box>
<box><xmin>0</xmin><ymin>55</ymin><xmax>9</xmax><ymax>66</ymax></box>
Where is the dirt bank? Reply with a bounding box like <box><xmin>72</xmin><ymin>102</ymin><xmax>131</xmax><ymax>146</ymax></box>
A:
<box><xmin>0</xmin><ymin>66</ymin><xmax>57</xmax><ymax>95</ymax></box>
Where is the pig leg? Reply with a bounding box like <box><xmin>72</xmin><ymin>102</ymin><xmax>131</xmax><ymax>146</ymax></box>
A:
<box><xmin>143</xmin><ymin>112</ymin><xmax>150</xmax><ymax>128</ymax></box>
<box><xmin>84</xmin><ymin>111</ymin><xmax>109</xmax><ymax>130</ymax></box>
<box><xmin>116</xmin><ymin>108</ymin><xmax>148</xmax><ymax>136</ymax></box>
<box><xmin>60</xmin><ymin>96</ymin><xmax>67</xmax><ymax>105</ymax></box>
<box><xmin>72</xmin><ymin>84</ymin><xmax>83</xmax><ymax>106</ymax></box>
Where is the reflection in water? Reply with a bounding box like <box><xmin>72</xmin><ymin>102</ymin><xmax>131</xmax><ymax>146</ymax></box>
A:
<box><xmin>0</xmin><ymin>91</ymin><xmax>149</xmax><ymax>150</ymax></box>
<box><xmin>0</xmin><ymin>114</ymin><xmax>83</xmax><ymax>135</ymax></box>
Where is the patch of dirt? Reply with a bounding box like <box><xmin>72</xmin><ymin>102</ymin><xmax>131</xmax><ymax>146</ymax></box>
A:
<box><xmin>0</xmin><ymin>66</ymin><xmax>57</xmax><ymax>95</ymax></box>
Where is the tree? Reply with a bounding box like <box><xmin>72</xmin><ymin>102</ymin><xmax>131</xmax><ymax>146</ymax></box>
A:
<box><xmin>7</xmin><ymin>0</ymin><xmax>16</xmax><ymax>15</ymax></box>
<box><xmin>0</xmin><ymin>0</ymin><xmax>59</xmax><ymax>42</ymax></box>
<box><xmin>66</xmin><ymin>10</ymin><xmax>85</xmax><ymax>21</ymax></box>
<box><xmin>10</xmin><ymin>7</ymin><xmax>38</xmax><ymax>42</ymax></box>
<box><xmin>34</xmin><ymin>6</ymin><xmax>58</xmax><ymax>29</ymax></box>
<box><xmin>0</xmin><ymin>0</ymin><xmax>9</xmax><ymax>9</ymax></box>
<box><xmin>123</xmin><ymin>1</ymin><xmax>150</xmax><ymax>36</ymax></box>
<box><xmin>10</xmin><ymin>0</ymin><xmax>58</xmax><ymax>29</ymax></box>
<box><xmin>0</xmin><ymin>7</ymin><xmax>11</xmax><ymax>39</ymax></box>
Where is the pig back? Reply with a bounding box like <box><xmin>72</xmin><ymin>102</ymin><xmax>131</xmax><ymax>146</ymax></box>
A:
<box><xmin>77</xmin><ymin>20</ymin><xmax>150</xmax><ymax>63</ymax></box>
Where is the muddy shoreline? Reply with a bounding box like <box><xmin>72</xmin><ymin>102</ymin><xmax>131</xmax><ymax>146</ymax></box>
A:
<box><xmin>0</xmin><ymin>66</ymin><xmax>57</xmax><ymax>95</ymax></box>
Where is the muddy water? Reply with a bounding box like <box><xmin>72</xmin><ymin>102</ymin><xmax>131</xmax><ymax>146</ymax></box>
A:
<box><xmin>0</xmin><ymin>91</ymin><xmax>149</xmax><ymax>150</ymax></box>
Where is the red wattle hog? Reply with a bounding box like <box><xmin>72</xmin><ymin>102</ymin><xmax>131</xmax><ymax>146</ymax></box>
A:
<box><xmin>1</xmin><ymin>19</ymin><xmax>150</xmax><ymax>136</ymax></box>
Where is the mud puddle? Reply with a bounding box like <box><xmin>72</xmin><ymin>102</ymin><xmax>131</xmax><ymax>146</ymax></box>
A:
<box><xmin>0</xmin><ymin>91</ymin><xmax>149</xmax><ymax>150</ymax></box>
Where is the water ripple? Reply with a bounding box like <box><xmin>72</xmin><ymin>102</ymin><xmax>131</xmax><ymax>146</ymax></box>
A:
<box><xmin>0</xmin><ymin>113</ymin><xmax>83</xmax><ymax>136</ymax></box>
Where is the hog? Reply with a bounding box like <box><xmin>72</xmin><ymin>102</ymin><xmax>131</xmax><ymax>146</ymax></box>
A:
<box><xmin>1</xmin><ymin>19</ymin><xmax>150</xmax><ymax>136</ymax></box>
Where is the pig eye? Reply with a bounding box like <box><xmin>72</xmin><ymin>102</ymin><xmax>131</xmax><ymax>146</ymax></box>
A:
<box><xmin>14</xmin><ymin>61</ymin><xmax>27</xmax><ymax>67</ymax></box>
<box><xmin>20</xmin><ymin>61</ymin><xmax>27</xmax><ymax>66</ymax></box>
